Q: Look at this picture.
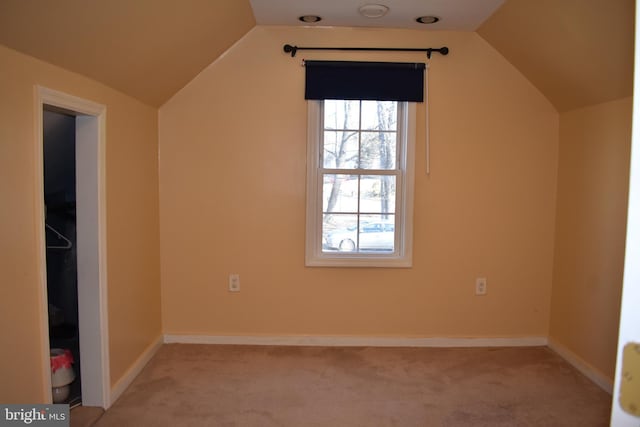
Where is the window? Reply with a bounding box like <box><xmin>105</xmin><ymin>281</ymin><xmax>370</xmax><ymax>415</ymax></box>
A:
<box><xmin>305</xmin><ymin>99</ymin><xmax>415</xmax><ymax>267</ymax></box>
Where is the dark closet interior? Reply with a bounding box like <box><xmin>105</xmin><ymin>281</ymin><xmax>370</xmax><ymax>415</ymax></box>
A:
<box><xmin>44</xmin><ymin>109</ymin><xmax>82</xmax><ymax>407</ymax></box>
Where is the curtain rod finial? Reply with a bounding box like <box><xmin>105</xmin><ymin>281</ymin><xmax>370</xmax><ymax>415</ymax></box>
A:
<box><xmin>283</xmin><ymin>44</ymin><xmax>298</xmax><ymax>57</ymax></box>
<box><xmin>426</xmin><ymin>47</ymin><xmax>449</xmax><ymax>59</ymax></box>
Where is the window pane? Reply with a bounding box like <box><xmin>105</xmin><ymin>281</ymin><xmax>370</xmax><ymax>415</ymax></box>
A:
<box><xmin>323</xmin><ymin>131</ymin><xmax>358</xmax><ymax>169</ymax></box>
<box><xmin>360</xmin><ymin>175</ymin><xmax>396</xmax><ymax>214</ymax></box>
<box><xmin>361</xmin><ymin>101</ymin><xmax>397</xmax><ymax>131</ymax></box>
<box><xmin>322</xmin><ymin>214</ymin><xmax>358</xmax><ymax>252</ymax></box>
<box><xmin>360</xmin><ymin>132</ymin><xmax>397</xmax><ymax>170</ymax></box>
<box><xmin>358</xmin><ymin>214</ymin><xmax>395</xmax><ymax>252</ymax></box>
<box><xmin>324</xmin><ymin>100</ymin><xmax>360</xmax><ymax>130</ymax></box>
<box><xmin>307</xmin><ymin>100</ymin><xmax>414</xmax><ymax>266</ymax></box>
<box><xmin>323</xmin><ymin>174</ymin><xmax>358</xmax><ymax>213</ymax></box>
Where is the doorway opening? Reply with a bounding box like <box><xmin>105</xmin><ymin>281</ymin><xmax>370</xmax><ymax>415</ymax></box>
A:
<box><xmin>44</xmin><ymin>109</ymin><xmax>81</xmax><ymax>406</ymax></box>
<box><xmin>36</xmin><ymin>87</ymin><xmax>110</xmax><ymax>408</ymax></box>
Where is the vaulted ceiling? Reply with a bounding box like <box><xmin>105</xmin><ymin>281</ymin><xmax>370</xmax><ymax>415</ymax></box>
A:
<box><xmin>0</xmin><ymin>0</ymin><xmax>633</xmax><ymax>111</ymax></box>
<box><xmin>478</xmin><ymin>0</ymin><xmax>634</xmax><ymax>112</ymax></box>
<box><xmin>0</xmin><ymin>0</ymin><xmax>256</xmax><ymax>107</ymax></box>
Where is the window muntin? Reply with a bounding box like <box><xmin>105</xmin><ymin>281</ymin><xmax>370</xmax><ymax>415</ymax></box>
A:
<box><xmin>306</xmin><ymin>100</ymin><xmax>415</xmax><ymax>267</ymax></box>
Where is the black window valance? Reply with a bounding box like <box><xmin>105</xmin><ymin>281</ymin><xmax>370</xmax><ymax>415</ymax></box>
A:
<box><xmin>305</xmin><ymin>60</ymin><xmax>425</xmax><ymax>102</ymax></box>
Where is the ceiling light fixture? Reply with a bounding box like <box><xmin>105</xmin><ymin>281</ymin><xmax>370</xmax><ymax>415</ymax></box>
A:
<box><xmin>416</xmin><ymin>16</ymin><xmax>440</xmax><ymax>24</ymax></box>
<box><xmin>299</xmin><ymin>15</ymin><xmax>322</xmax><ymax>23</ymax></box>
<box><xmin>358</xmin><ymin>4</ymin><xmax>389</xmax><ymax>19</ymax></box>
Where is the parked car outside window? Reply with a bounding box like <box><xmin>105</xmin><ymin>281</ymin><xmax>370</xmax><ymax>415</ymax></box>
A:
<box><xmin>324</xmin><ymin>221</ymin><xmax>395</xmax><ymax>252</ymax></box>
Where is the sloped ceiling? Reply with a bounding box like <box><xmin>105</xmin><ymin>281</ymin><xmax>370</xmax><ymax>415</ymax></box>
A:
<box><xmin>478</xmin><ymin>0</ymin><xmax>635</xmax><ymax>112</ymax></box>
<box><xmin>0</xmin><ymin>0</ymin><xmax>255</xmax><ymax>107</ymax></box>
<box><xmin>0</xmin><ymin>0</ymin><xmax>634</xmax><ymax>111</ymax></box>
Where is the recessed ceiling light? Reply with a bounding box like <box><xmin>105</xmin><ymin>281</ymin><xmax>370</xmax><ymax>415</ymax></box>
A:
<box><xmin>299</xmin><ymin>15</ymin><xmax>322</xmax><ymax>23</ymax></box>
<box><xmin>416</xmin><ymin>16</ymin><xmax>440</xmax><ymax>24</ymax></box>
<box><xmin>359</xmin><ymin>4</ymin><xmax>390</xmax><ymax>19</ymax></box>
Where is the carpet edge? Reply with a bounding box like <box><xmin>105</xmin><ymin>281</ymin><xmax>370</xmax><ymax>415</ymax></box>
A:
<box><xmin>548</xmin><ymin>337</ymin><xmax>614</xmax><ymax>394</ymax></box>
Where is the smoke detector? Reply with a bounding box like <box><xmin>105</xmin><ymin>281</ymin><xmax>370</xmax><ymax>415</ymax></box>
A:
<box><xmin>358</xmin><ymin>4</ymin><xmax>389</xmax><ymax>19</ymax></box>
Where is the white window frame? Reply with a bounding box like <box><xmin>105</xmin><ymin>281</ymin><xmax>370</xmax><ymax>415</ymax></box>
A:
<box><xmin>305</xmin><ymin>100</ymin><xmax>416</xmax><ymax>267</ymax></box>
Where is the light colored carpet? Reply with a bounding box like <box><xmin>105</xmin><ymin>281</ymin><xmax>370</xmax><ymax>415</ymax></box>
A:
<box><xmin>93</xmin><ymin>344</ymin><xmax>611</xmax><ymax>426</ymax></box>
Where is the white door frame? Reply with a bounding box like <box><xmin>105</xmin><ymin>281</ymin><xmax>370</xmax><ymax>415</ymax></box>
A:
<box><xmin>35</xmin><ymin>86</ymin><xmax>111</xmax><ymax>408</ymax></box>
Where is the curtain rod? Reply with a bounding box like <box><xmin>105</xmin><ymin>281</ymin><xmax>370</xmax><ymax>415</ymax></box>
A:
<box><xmin>283</xmin><ymin>44</ymin><xmax>449</xmax><ymax>59</ymax></box>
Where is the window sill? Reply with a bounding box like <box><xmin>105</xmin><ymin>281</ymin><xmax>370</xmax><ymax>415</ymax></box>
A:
<box><xmin>305</xmin><ymin>253</ymin><xmax>412</xmax><ymax>268</ymax></box>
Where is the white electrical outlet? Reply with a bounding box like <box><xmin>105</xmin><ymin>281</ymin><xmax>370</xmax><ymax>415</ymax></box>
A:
<box><xmin>229</xmin><ymin>274</ymin><xmax>240</xmax><ymax>292</ymax></box>
<box><xmin>475</xmin><ymin>277</ymin><xmax>487</xmax><ymax>295</ymax></box>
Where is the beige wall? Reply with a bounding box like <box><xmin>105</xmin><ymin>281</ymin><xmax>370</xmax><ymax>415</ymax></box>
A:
<box><xmin>0</xmin><ymin>44</ymin><xmax>161</xmax><ymax>402</ymax></box>
<box><xmin>159</xmin><ymin>26</ymin><xmax>559</xmax><ymax>338</ymax></box>
<box><xmin>550</xmin><ymin>97</ymin><xmax>632</xmax><ymax>380</ymax></box>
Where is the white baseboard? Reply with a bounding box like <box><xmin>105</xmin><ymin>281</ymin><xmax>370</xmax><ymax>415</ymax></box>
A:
<box><xmin>547</xmin><ymin>337</ymin><xmax>613</xmax><ymax>394</ymax></box>
<box><xmin>109</xmin><ymin>335</ymin><xmax>163</xmax><ymax>406</ymax></box>
<box><xmin>163</xmin><ymin>334</ymin><xmax>548</xmax><ymax>348</ymax></box>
